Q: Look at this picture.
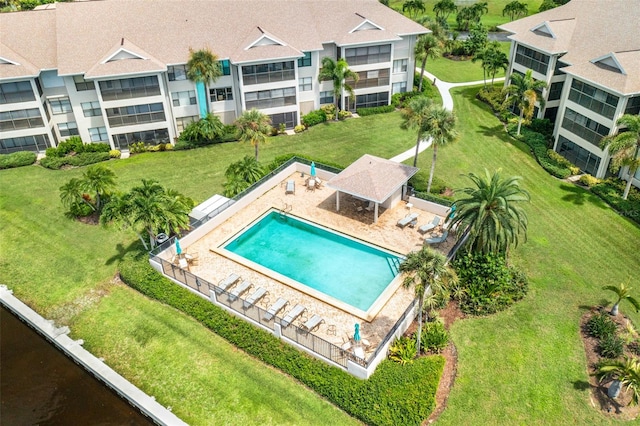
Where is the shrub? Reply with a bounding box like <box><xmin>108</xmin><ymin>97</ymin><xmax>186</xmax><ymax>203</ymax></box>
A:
<box><xmin>356</xmin><ymin>105</ymin><xmax>395</xmax><ymax>116</ymax></box>
<box><xmin>129</xmin><ymin>141</ymin><xmax>146</xmax><ymax>154</ymax></box>
<box><xmin>0</xmin><ymin>151</ymin><xmax>37</xmax><ymax>169</ymax></box>
<box><xmin>119</xmin><ymin>253</ymin><xmax>444</xmax><ymax>426</ymax></box>
<box><xmin>392</xmin><ymin>91</ymin><xmax>422</xmax><ymax>109</ymax></box>
<box><xmin>338</xmin><ymin>110</ymin><xmax>352</xmax><ymax>120</ymax></box>
<box><xmin>265</xmin><ymin>153</ymin><xmax>344</xmax><ymax>173</ymax></box>
<box><xmin>301</xmin><ymin>109</ymin><xmax>327</xmax><ymax>127</ymax></box>
<box><xmin>514</xmin><ymin>128</ymin><xmax>573</xmax><ymax>179</ymax></box>
<box><xmin>527</xmin><ymin>118</ymin><xmax>554</xmax><ymax>141</ymax></box>
<box><xmin>579</xmin><ymin>174</ymin><xmax>599</xmax><ymax>187</ymax></box>
<box><xmin>320</xmin><ymin>104</ymin><xmax>336</xmax><ymax>116</ymax></box>
<box><xmin>598</xmin><ymin>334</ymin><xmax>624</xmax><ymax>359</ymax></box>
<box><xmin>476</xmin><ymin>87</ymin><xmax>507</xmax><ymax>115</ymax></box>
<box><xmin>82</xmin><ymin>143</ymin><xmax>110</xmax><ymax>153</ymax></box>
<box><xmin>410</xmin><ymin>171</ymin><xmax>449</xmax><ymax>196</ymax></box>
<box><xmin>294</xmin><ymin>124</ymin><xmax>305</xmax><ymax>133</ymax></box>
<box><xmin>586</xmin><ymin>312</ymin><xmax>617</xmax><ymax>339</ymax></box>
<box><xmin>173</xmin><ymin>140</ymin><xmax>192</xmax><ymax>150</ymax></box>
<box><xmin>40</xmin><ymin>152</ymin><xmax>110</xmax><ymax>169</ymax></box>
<box><xmin>591</xmin><ymin>178</ymin><xmax>640</xmax><ymax>225</ymax></box>
<box><xmin>421</xmin><ymin>319</ymin><xmax>449</xmax><ymax>354</ymax></box>
<box><xmin>278</xmin><ymin>123</ymin><xmax>286</xmax><ymax>134</ymax></box>
<box><xmin>109</xmin><ymin>150</ymin><xmax>121</xmax><ymax>159</ymax></box>
<box><xmin>453</xmin><ymin>252</ymin><xmax>528</xmax><ymax>315</ymax></box>
<box><xmin>388</xmin><ymin>336</ymin><xmax>417</xmax><ymax>364</ymax></box>
<box><xmin>55</xmin><ymin>136</ymin><xmax>84</xmax><ymax>155</ymax></box>
<box><xmin>413</xmin><ymin>191</ymin><xmax>454</xmax><ymax>206</ymax></box>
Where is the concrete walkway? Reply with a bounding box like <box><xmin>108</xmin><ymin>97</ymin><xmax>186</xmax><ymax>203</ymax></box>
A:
<box><xmin>389</xmin><ymin>71</ymin><xmax>505</xmax><ymax>163</ymax></box>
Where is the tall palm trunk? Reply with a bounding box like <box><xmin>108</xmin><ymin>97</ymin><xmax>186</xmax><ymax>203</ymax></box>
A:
<box><xmin>418</xmin><ymin>56</ymin><xmax>427</xmax><ymax>92</ymax></box>
<box><xmin>416</xmin><ymin>293</ymin><xmax>424</xmax><ymax>355</ymax></box>
<box><xmin>622</xmin><ymin>145</ymin><xmax>639</xmax><ymax>200</ymax></box>
<box><xmin>413</xmin><ymin>133</ymin><xmax>422</xmax><ymax>167</ymax></box>
<box><xmin>427</xmin><ymin>144</ymin><xmax>438</xmax><ymax>193</ymax></box>
<box><xmin>517</xmin><ymin>109</ymin><xmax>524</xmax><ymax>136</ymax></box>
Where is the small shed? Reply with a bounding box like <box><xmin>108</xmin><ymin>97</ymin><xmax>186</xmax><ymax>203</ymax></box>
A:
<box><xmin>326</xmin><ymin>154</ymin><xmax>419</xmax><ymax>223</ymax></box>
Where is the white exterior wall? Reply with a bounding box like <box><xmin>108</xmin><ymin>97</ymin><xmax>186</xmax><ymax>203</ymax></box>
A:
<box><xmin>208</xmin><ymin>74</ymin><xmax>237</xmax><ymax>123</ymax></box>
<box><xmin>63</xmin><ymin>76</ymin><xmax>106</xmax><ymax>145</ymax></box>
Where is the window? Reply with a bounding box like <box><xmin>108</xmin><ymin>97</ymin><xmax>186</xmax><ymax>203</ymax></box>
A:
<box><xmin>344</xmin><ymin>44</ymin><xmax>391</xmax><ymax>66</ymax></box>
<box><xmin>58</xmin><ymin>122</ymin><xmax>79</xmax><ymax>137</ymax></box>
<box><xmin>175</xmin><ymin>116</ymin><xmax>198</xmax><ymax>132</ymax></box>
<box><xmin>624</xmin><ymin>96</ymin><xmax>640</xmax><ymax>116</ymax></box>
<box><xmin>355</xmin><ymin>91</ymin><xmax>389</xmax><ymax>109</ymax></box>
<box><xmin>220</xmin><ymin>60</ymin><xmax>231</xmax><ymax>76</ymax></box>
<box><xmin>298</xmin><ymin>52</ymin><xmax>311</xmax><ymax>68</ymax></box>
<box><xmin>393</xmin><ymin>59</ymin><xmax>408</xmax><ymax>73</ymax></box>
<box><xmin>553</xmin><ymin>60</ymin><xmax>567</xmax><ymax>76</ymax></box>
<box><xmin>210</xmin><ymin>87</ymin><xmax>233</xmax><ymax>102</ymax></box>
<box><xmin>269</xmin><ymin>112</ymin><xmax>297</xmax><ymax>129</ymax></box>
<box><xmin>299</xmin><ymin>77</ymin><xmax>312</xmax><ymax>92</ymax></box>
<box><xmin>105</xmin><ymin>103</ymin><xmax>166</xmax><ymax>127</ymax></box>
<box><xmin>514</xmin><ymin>45</ymin><xmax>550</xmax><ymax>75</ymax></box>
<box><xmin>171</xmin><ymin>90</ymin><xmax>197</xmax><ymax>107</ymax></box>
<box><xmin>0</xmin><ymin>108</ymin><xmax>43</xmax><ymax>131</ymax></box>
<box><xmin>73</xmin><ymin>75</ymin><xmax>95</xmax><ymax>91</ymax></box>
<box><xmin>0</xmin><ymin>134</ymin><xmax>50</xmax><ymax>154</ymax></box>
<box><xmin>81</xmin><ymin>101</ymin><xmax>102</xmax><ymax>117</ymax></box>
<box><xmin>547</xmin><ymin>82</ymin><xmax>564</xmax><ymax>101</ymax></box>
<box><xmin>245</xmin><ymin>87</ymin><xmax>296</xmax><ymax>109</ymax></box>
<box><xmin>89</xmin><ymin>127</ymin><xmax>108</xmax><ymax>142</ymax></box>
<box><xmin>99</xmin><ymin>76</ymin><xmax>161</xmax><ymax>101</ymax></box>
<box><xmin>320</xmin><ymin>91</ymin><xmax>334</xmax><ymax>104</ymax></box>
<box><xmin>0</xmin><ymin>81</ymin><xmax>35</xmax><ymax>104</ymax></box>
<box><xmin>347</xmin><ymin>68</ymin><xmax>389</xmax><ymax>88</ymax></box>
<box><xmin>568</xmin><ymin>79</ymin><xmax>619</xmax><ymax>120</ymax></box>
<box><xmin>49</xmin><ymin>97</ymin><xmax>72</xmax><ymax>114</ymax></box>
<box><xmin>242</xmin><ymin>61</ymin><xmax>295</xmax><ymax>85</ymax></box>
<box><xmin>562</xmin><ymin>108</ymin><xmax>610</xmax><ymax>146</ymax></box>
<box><xmin>112</xmin><ymin>128</ymin><xmax>169</xmax><ymax>149</ymax></box>
<box><xmin>168</xmin><ymin>65</ymin><xmax>188</xmax><ymax>81</ymax></box>
<box><xmin>392</xmin><ymin>82</ymin><xmax>407</xmax><ymax>94</ymax></box>
<box><xmin>557</xmin><ymin>135</ymin><xmax>601</xmax><ymax>176</ymax></box>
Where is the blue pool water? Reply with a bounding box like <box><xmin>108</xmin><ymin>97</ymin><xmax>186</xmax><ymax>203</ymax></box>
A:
<box><xmin>222</xmin><ymin>211</ymin><xmax>402</xmax><ymax>311</ymax></box>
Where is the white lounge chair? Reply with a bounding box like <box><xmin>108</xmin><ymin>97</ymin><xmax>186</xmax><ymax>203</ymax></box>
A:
<box><xmin>418</xmin><ymin>216</ymin><xmax>441</xmax><ymax>234</ymax></box>
<box><xmin>263</xmin><ymin>298</ymin><xmax>289</xmax><ymax>321</ymax></box>
<box><xmin>302</xmin><ymin>314</ymin><xmax>324</xmax><ymax>332</ymax></box>
<box><xmin>425</xmin><ymin>230</ymin><xmax>449</xmax><ymax>246</ymax></box>
<box><xmin>281</xmin><ymin>304</ymin><xmax>307</xmax><ymax>327</ymax></box>
<box><xmin>228</xmin><ymin>280</ymin><xmax>252</xmax><ymax>302</ymax></box>
<box><xmin>216</xmin><ymin>273</ymin><xmax>240</xmax><ymax>294</ymax></box>
<box><xmin>243</xmin><ymin>287</ymin><xmax>268</xmax><ymax>309</ymax></box>
<box><xmin>397</xmin><ymin>212</ymin><xmax>419</xmax><ymax>228</ymax></box>
<box><xmin>285</xmin><ymin>180</ymin><xmax>295</xmax><ymax>195</ymax></box>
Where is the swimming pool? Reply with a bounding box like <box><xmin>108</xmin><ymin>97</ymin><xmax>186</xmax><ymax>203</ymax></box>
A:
<box><xmin>220</xmin><ymin>210</ymin><xmax>403</xmax><ymax>317</ymax></box>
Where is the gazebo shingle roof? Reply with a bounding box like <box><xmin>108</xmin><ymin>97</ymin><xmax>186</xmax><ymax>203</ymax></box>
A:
<box><xmin>327</xmin><ymin>155</ymin><xmax>418</xmax><ymax>203</ymax></box>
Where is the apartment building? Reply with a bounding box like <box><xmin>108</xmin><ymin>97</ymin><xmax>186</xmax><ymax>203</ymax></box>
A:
<box><xmin>0</xmin><ymin>0</ymin><xmax>428</xmax><ymax>154</ymax></box>
<box><xmin>499</xmin><ymin>0</ymin><xmax>640</xmax><ymax>186</ymax></box>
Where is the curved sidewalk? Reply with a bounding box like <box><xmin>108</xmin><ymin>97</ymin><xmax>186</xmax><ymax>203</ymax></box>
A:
<box><xmin>389</xmin><ymin>72</ymin><xmax>505</xmax><ymax>163</ymax></box>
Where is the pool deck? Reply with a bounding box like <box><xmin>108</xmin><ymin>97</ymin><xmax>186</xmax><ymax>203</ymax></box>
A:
<box><xmin>172</xmin><ymin>173</ymin><xmax>454</xmax><ymax>357</ymax></box>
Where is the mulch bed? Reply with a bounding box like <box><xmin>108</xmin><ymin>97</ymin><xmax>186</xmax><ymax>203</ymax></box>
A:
<box><xmin>77</xmin><ymin>211</ymin><xmax>99</xmax><ymax>225</ymax></box>
<box><xmin>580</xmin><ymin>307</ymin><xmax>640</xmax><ymax>420</ymax></box>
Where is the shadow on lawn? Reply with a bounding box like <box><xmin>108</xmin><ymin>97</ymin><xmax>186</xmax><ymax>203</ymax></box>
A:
<box><xmin>572</xmin><ymin>380</ymin><xmax>591</xmax><ymax>391</ymax></box>
<box><xmin>104</xmin><ymin>241</ymin><xmax>145</xmax><ymax>266</ymax></box>
<box><xmin>559</xmin><ymin>183</ymin><xmax>608</xmax><ymax>208</ymax></box>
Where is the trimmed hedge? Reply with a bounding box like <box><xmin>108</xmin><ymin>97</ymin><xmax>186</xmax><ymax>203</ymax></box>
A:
<box><xmin>119</xmin><ymin>253</ymin><xmax>444</xmax><ymax>425</ymax></box>
<box><xmin>0</xmin><ymin>151</ymin><xmax>37</xmax><ymax>169</ymax></box>
<box><xmin>357</xmin><ymin>105</ymin><xmax>395</xmax><ymax>116</ymax></box>
<box><xmin>509</xmin><ymin>125</ymin><xmax>573</xmax><ymax>179</ymax></box>
<box><xmin>413</xmin><ymin>191</ymin><xmax>454</xmax><ymax>206</ymax></box>
<box><xmin>265</xmin><ymin>153</ymin><xmax>345</xmax><ymax>173</ymax></box>
<box><xmin>301</xmin><ymin>109</ymin><xmax>327</xmax><ymax>127</ymax></box>
<box><xmin>591</xmin><ymin>178</ymin><xmax>640</xmax><ymax>225</ymax></box>
<box><xmin>40</xmin><ymin>152</ymin><xmax>110</xmax><ymax>169</ymax></box>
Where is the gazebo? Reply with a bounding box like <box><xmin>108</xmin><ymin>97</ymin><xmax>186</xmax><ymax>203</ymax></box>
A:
<box><xmin>327</xmin><ymin>154</ymin><xmax>419</xmax><ymax>223</ymax></box>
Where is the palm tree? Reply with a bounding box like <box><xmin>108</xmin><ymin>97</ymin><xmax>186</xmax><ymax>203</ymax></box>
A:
<box><xmin>433</xmin><ymin>0</ymin><xmax>457</xmax><ymax>24</ymax></box>
<box><xmin>225</xmin><ymin>155</ymin><xmax>264</xmax><ymax>184</ymax></box>
<box><xmin>318</xmin><ymin>57</ymin><xmax>359</xmax><ymax>118</ymax></box>
<box><xmin>60</xmin><ymin>177</ymin><xmax>94</xmax><ymax>213</ymax></box>
<box><xmin>423</xmin><ymin>106</ymin><xmax>458</xmax><ymax>193</ymax></box>
<box><xmin>234</xmin><ymin>109</ymin><xmax>272</xmax><ymax>161</ymax></box>
<box><xmin>507</xmin><ymin>69</ymin><xmax>547</xmax><ymax>135</ymax></box>
<box><xmin>82</xmin><ymin>164</ymin><xmax>116</xmax><ymax>213</ymax></box>
<box><xmin>596</xmin><ymin>357</ymin><xmax>640</xmax><ymax>406</ymax></box>
<box><xmin>415</xmin><ymin>34</ymin><xmax>442</xmax><ymax>92</ymax></box>
<box><xmin>186</xmin><ymin>48</ymin><xmax>222</xmax><ymax>117</ymax></box>
<box><xmin>399</xmin><ymin>247</ymin><xmax>457</xmax><ymax>356</ymax></box>
<box><xmin>401</xmin><ymin>96</ymin><xmax>435</xmax><ymax>168</ymax></box>
<box><xmin>473</xmin><ymin>41</ymin><xmax>509</xmax><ymax>87</ymax></box>
<box><xmin>600</xmin><ymin>114</ymin><xmax>640</xmax><ymax>200</ymax></box>
<box><xmin>603</xmin><ymin>279</ymin><xmax>640</xmax><ymax>316</ymax></box>
<box><xmin>449</xmin><ymin>169</ymin><xmax>530</xmax><ymax>255</ymax></box>
<box><xmin>503</xmin><ymin>1</ymin><xmax>528</xmax><ymax>21</ymax></box>
<box><xmin>402</xmin><ymin>0</ymin><xmax>426</xmax><ymax>19</ymax></box>
<box><xmin>100</xmin><ymin>192</ymin><xmax>148</xmax><ymax>249</ymax></box>
<box><xmin>538</xmin><ymin>0</ymin><xmax>558</xmax><ymax>12</ymax></box>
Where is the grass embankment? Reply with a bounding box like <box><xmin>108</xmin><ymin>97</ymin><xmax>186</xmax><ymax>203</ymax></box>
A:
<box><xmin>425</xmin><ymin>41</ymin><xmax>511</xmax><ymax>83</ymax></box>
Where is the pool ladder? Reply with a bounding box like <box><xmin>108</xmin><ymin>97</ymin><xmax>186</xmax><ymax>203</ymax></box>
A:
<box><xmin>279</xmin><ymin>203</ymin><xmax>292</xmax><ymax>218</ymax></box>
<box><xmin>387</xmin><ymin>256</ymin><xmax>401</xmax><ymax>274</ymax></box>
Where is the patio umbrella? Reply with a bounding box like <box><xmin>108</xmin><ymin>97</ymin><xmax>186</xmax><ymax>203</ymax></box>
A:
<box><xmin>175</xmin><ymin>238</ymin><xmax>182</xmax><ymax>255</ymax></box>
<box><xmin>310</xmin><ymin>161</ymin><xmax>316</xmax><ymax>177</ymax></box>
<box><xmin>354</xmin><ymin>323</ymin><xmax>361</xmax><ymax>342</ymax></box>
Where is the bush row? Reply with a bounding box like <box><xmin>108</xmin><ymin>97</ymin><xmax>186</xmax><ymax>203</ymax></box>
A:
<box><xmin>410</xmin><ymin>172</ymin><xmax>451</xmax><ymax>198</ymax></box>
<box><xmin>119</xmin><ymin>253</ymin><xmax>444</xmax><ymax>425</ymax></box>
<box><xmin>591</xmin><ymin>178</ymin><xmax>640</xmax><ymax>225</ymax></box>
<box><xmin>509</xmin><ymin>125</ymin><xmax>574</xmax><ymax>179</ymax></box>
<box><xmin>45</xmin><ymin>137</ymin><xmax>110</xmax><ymax>158</ymax></box>
<box><xmin>40</xmin><ymin>152</ymin><xmax>110</xmax><ymax>170</ymax></box>
<box><xmin>265</xmin><ymin>153</ymin><xmax>345</xmax><ymax>174</ymax></box>
<box><xmin>0</xmin><ymin>151</ymin><xmax>37</xmax><ymax>169</ymax></box>
<box><xmin>586</xmin><ymin>312</ymin><xmax>624</xmax><ymax>358</ymax></box>
<box><xmin>356</xmin><ymin>105</ymin><xmax>395</xmax><ymax>116</ymax></box>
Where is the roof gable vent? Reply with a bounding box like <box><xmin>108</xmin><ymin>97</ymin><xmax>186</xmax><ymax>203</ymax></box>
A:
<box><xmin>0</xmin><ymin>56</ymin><xmax>20</xmax><ymax>66</ymax></box>
<box><xmin>350</xmin><ymin>17</ymin><xmax>384</xmax><ymax>33</ymax></box>
<box><xmin>591</xmin><ymin>53</ymin><xmax>626</xmax><ymax>75</ymax></box>
<box><xmin>103</xmin><ymin>48</ymin><xmax>146</xmax><ymax>63</ymax></box>
<box><xmin>530</xmin><ymin>21</ymin><xmax>556</xmax><ymax>39</ymax></box>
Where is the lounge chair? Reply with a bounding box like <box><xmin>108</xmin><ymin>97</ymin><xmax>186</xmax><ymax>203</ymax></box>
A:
<box><xmin>301</xmin><ymin>314</ymin><xmax>324</xmax><ymax>332</ymax></box>
<box><xmin>263</xmin><ymin>297</ymin><xmax>289</xmax><ymax>321</ymax></box>
<box><xmin>418</xmin><ymin>216</ymin><xmax>441</xmax><ymax>234</ymax></box>
<box><xmin>425</xmin><ymin>230</ymin><xmax>449</xmax><ymax>246</ymax></box>
<box><xmin>228</xmin><ymin>280</ymin><xmax>252</xmax><ymax>302</ymax></box>
<box><xmin>397</xmin><ymin>212</ymin><xmax>419</xmax><ymax>228</ymax></box>
<box><xmin>285</xmin><ymin>180</ymin><xmax>295</xmax><ymax>195</ymax></box>
<box><xmin>314</xmin><ymin>178</ymin><xmax>322</xmax><ymax>188</ymax></box>
<box><xmin>243</xmin><ymin>287</ymin><xmax>268</xmax><ymax>309</ymax></box>
<box><xmin>281</xmin><ymin>304</ymin><xmax>307</xmax><ymax>327</ymax></box>
<box><xmin>216</xmin><ymin>273</ymin><xmax>240</xmax><ymax>294</ymax></box>
<box><xmin>306</xmin><ymin>178</ymin><xmax>316</xmax><ymax>191</ymax></box>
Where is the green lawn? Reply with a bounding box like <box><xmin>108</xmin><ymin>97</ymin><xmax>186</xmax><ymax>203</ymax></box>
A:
<box><xmin>425</xmin><ymin>41</ymin><xmax>511</xmax><ymax>83</ymax></box>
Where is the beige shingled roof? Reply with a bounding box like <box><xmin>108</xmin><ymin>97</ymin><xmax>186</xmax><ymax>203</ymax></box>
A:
<box><xmin>84</xmin><ymin>38</ymin><xmax>166</xmax><ymax>79</ymax></box>
<box><xmin>498</xmin><ymin>0</ymin><xmax>640</xmax><ymax>95</ymax></box>
<box><xmin>327</xmin><ymin>155</ymin><xmax>419</xmax><ymax>203</ymax></box>
<box><xmin>0</xmin><ymin>0</ymin><xmax>428</xmax><ymax>80</ymax></box>
<box><xmin>0</xmin><ymin>42</ymin><xmax>40</xmax><ymax>79</ymax></box>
